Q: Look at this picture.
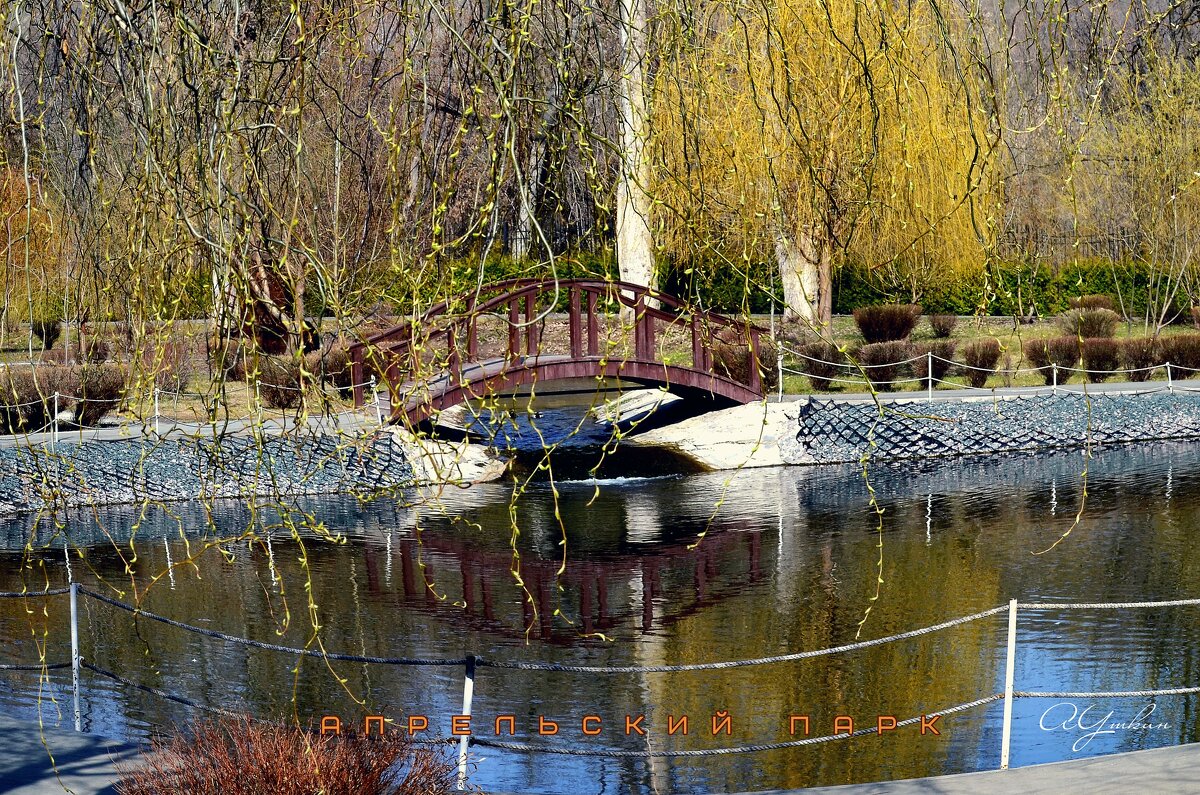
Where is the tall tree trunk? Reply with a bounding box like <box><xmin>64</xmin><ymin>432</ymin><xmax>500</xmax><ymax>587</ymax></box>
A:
<box><xmin>776</xmin><ymin>230</ymin><xmax>832</xmax><ymax>327</ymax></box>
<box><xmin>513</xmin><ymin>83</ymin><xmax>561</xmax><ymax>261</ymax></box>
<box><xmin>616</xmin><ymin>0</ymin><xmax>656</xmax><ymax>316</ymax></box>
<box><xmin>776</xmin><ymin>233</ymin><xmax>819</xmax><ymax>324</ymax></box>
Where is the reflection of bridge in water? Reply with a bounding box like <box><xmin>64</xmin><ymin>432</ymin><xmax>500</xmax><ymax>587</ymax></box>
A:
<box><xmin>363</xmin><ymin>523</ymin><xmax>767</xmax><ymax>644</ymax></box>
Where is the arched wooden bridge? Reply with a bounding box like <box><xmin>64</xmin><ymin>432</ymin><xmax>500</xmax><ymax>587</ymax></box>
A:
<box><xmin>349</xmin><ymin>279</ymin><xmax>768</xmax><ymax>427</ymax></box>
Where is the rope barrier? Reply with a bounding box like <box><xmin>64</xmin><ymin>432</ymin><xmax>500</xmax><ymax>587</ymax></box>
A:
<box><xmin>478</xmin><ymin>605</ymin><xmax>1008</xmax><ymax>673</ymax></box>
<box><xmin>82</xmin><ymin>660</ymin><xmax>247</xmax><ymax>719</ymax></box>
<box><xmin>779</xmin><ymin>343</ymin><xmax>1177</xmax><ymax>379</ymax></box>
<box><xmin>0</xmin><ymin>588</ymin><xmax>71</xmax><ymax>598</ymax></box>
<box><xmin>1020</xmin><ymin>598</ymin><xmax>1200</xmax><ymax>610</ymax></box>
<box><xmin>469</xmin><ymin>694</ymin><xmax>1004</xmax><ymax>757</ymax></box>
<box><xmin>0</xmin><ymin>661</ymin><xmax>71</xmax><ymax>671</ymax></box>
<box><xmin>1016</xmin><ymin>687</ymin><xmax>1200</xmax><ymax>699</ymax></box>
<box><xmin>77</xmin><ymin>587</ymin><xmax>468</xmax><ymax>667</ymax></box>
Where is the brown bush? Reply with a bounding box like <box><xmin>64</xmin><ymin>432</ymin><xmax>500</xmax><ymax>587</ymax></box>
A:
<box><xmin>858</xmin><ymin>341</ymin><xmax>910</xmax><ymax>391</ymax></box>
<box><xmin>928</xmin><ymin>314</ymin><xmax>957</xmax><ymax>338</ymax></box>
<box><xmin>1120</xmin><ymin>338</ymin><xmax>1160</xmax><ymax>382</ymax></box>
<box><xmin>39</xmin><ymin>347</ymin><xmax>73</xmax><ymax>365</ymax></box>
<box><xmin>0</xmin><ymin>365</ymin><xmax>86</xmax><ymax>432</ymax></box>
<box><xmin>712</xmin><ymin>327</ymin><xmax>779</xmax><ymax>392</ymax></box>
<box><xmin>115</xmin><ymin>716</ymin><xmax>460</xmax><ymax>795</ymax></box>
<box><xmin>210</xmin><ymin>341</ymin><xmax>249</xmax><ymax>382</ymax></box>
<box><xmin>1025</xmin><ymin>336</ymin><xmax>1081</xmax><ymax>384</ymax></box>
<box><xmin>912</xmin><ymin>340</ymin><xmax>956</xmax><ymax>389</ymax></box>
<box><xmin>75</xmin><ymin>364</ymin><xmax>128</xmax><ymax>426</ymax></box>
<box><xmin>852</xmin><ymin>304</ymin><xmax>922</xmax><ymax>344</ymax></box>
<box><xmin>1080</xmin><ymin>338</ymin><xmax>1121</xmax><ymax>383</ymax></box>
<box><xmin>796</xmin><ymin>341</ymin><xmax>845</xmax><ymax>391</ymax></box>
<box><xmin>960</xmin><ymin>339</ymin><xmax>1001</xmax><ymax>388</ymax></box>
<box><xmin>1068</xmin><ymin>295</ymin><xmax>1116</xmax><ymax>311</ymax></box>
<box><xmin>81</xmin><ymin>338</ymin><xmax>110</xmax><ymax>363</ymax></box>
<box><xmin>1160</xmin><ymin>334</ymin><xmax>1200</xmax><ymax>377</ymax></box>
<box><xmin>1059</xmin><ymin>308</ymin><xmax>1120</xmax><ymax>338</ymax></box>
<box><xmin>150</xmin><ymin>340</ymin><xmax>200</xmax><ymax>393</ymax></box>
<box><xmin>252</xmin><ymin>356</ymin><xmax>309</xmax><ymax>410</ymax></box>
<box><xmin>306</xmin><ymin>344</ymin><xmax>354</xmax><ymax>397</ymax></box>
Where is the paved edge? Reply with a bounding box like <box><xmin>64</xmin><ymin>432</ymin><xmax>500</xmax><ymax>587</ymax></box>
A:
<box><xmin>0</xmin><ymin>713</ymin><xmax>141</xmax><ymax>795</ymax></box>
<box><xmin>724</xmin><ymin>740</ymin><xmax>1200</xmax><ymax>794</ymax></box>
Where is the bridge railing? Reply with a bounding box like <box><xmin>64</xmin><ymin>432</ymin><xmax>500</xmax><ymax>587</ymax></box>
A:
<box><xmin>348</xmin><ymin>280</ymin><xmax>768</xmax><ymax>410</ymax></box>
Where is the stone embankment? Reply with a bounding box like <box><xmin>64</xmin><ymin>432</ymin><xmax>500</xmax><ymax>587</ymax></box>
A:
<box><xmin>0</xmin><ymin>421</ymin><xmax>504</xmax><ymax>516</ymax></box>
<box><xmin>625</xmin><ymin>385</ymin><xmax>1200</xmax><ymax>470</ymax></box>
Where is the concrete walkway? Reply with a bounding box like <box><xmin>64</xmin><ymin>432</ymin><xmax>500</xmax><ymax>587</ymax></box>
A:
<box><xmin>733</xmin><ymin>741</ymin><xmax>1200</xmax><ymax>794</ymax></box>
<box><xmin>0</xmin><ymin>714</ymin><xmax>139</xmax><ymax>795</ymax></box>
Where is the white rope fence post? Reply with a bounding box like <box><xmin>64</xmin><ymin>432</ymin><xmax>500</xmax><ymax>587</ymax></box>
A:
<box><xmin>370</xmin><ymin>375</ymin><xmax>382</xmax><ymax>427</ymax></box>
<box><xmin>153</xmin><ymin>387</ymin><xmax>160</xmax><ymax>435</ymax></box>
<box><xmin>52</xmin><ymin>392</ymin><xmax>59</xmax><ymax>446</ymax></box>
<box><xmin>1168</xmin><ymin>362</ymin><xmax>1174</xmax><ymax>393</ymax></box>
<box><xmin>999</xmin><ymin>598</ymin><xmax>1018</xmax><ymax>770</ymax></box>
<box><xmin>456</xmin><ymin>654</ymin><xmax>476</xmax><ymax>790</ymax></box>
<box><xmin>927</xmin><ymin>351</ymin><xmax>934</xmax><ymax>402</ymax></box>
<box><xmin>777</xmin><ymin>351</ymin><xmax>784</xmax><ymax>402</ymax></box>
<box><xmin>70</xmin><ymin>581</ymin><xmax>81</xmax><ymax>732</ymax></box>
<box><xmin>1052</xmin><ymin>363</ymin><xmax>1058</xmax><ymax>394</ymax></box>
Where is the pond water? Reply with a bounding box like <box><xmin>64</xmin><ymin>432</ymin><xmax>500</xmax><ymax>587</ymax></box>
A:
<box><xmin>3</xmin><ymin>407</ymin><xmax>1200</xmax><ymax>793</ymax></box>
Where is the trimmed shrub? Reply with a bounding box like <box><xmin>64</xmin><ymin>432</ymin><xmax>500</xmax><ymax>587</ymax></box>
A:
<box><xmin>912</xmin><ymin>341</ymin><xmax>956</xmax><ymax>389</ymax></box>
<box><xmin>1059</xmin><ymin>308</ymin><xmax>1120</xmax><ymax>338</ymax></box>
<box><xmin>858</xmin><ymin>341</ymin><xmax>911</xmax><ymax>391</ymax></box>
<box><xmin>0</xmin><ymin>367</ymin><xmax>59</xmax><ymax>433</ymax></box>
<box><xmin>960</xmin><ymin>339</ymin><xmax>1001</xmax><ymax>388</ymax></box>
<box><xmin>1160</xmin><ymin>334</ymin><xmax>1200</xmax><ymax>377</ymax></box>
<box><xmin>1120</xmin><ymin>337</ymin><xmax>1160</xmax><ymax>382</ymax></box>
<box><xmin>306</xmin><ymin>344</ymin><xmax>354</xmax><ymax>397</ymax></box>
<box><xmin>796</xmin><ymin>341</ymin><xmax>845</xmax><ymax>391</ymax></box>
<box><xmin>1068</xmin><ymin>295</ymin><xmax>1116</xmax><ymax>311</ymax></box>
<box><xmin>252</xmin><ymin>356</ymin><xmax>308</xmax><ymax>410</ymax></box>
<box><xmin>0</xmin><ymin>364</ymin><xmax>125</xmax><ymax>432</ymax></box>
<box><xmin>210</xmin><ymin>341</ymin><xmax>248</xmax><ymax>382</ymax></box>
<box><xmin>114</xmin><ymin>716</ymin><xmax>458</xmax><ymax>795</ymax></box>
<box><xmin>81</xmin><ymin>338</ymin><xmax>110</xmax><ymax>363</ymax></box>
<box><xmin>712</xmin><ymin>327</ymin><xmax>779</xmax><ymax>392</ymax></box>
<box><xmin>150</xmin><ymin>340</ymin><xmax>199</xmax><ymax>393</ymax></box>
<box><xmin>852</xmin><ymin>304</ymin><xmax>922</xmax><ymax>344</ymax></box>
<box><xmin>75</xmin><ymin>364</ymin><xmax>127</xmax><ymax>426</ymax></box>
<box><xmin>1026</xmin><ymin>337</ymin><xmax>1083</xmax><ymax>384</ymax></box>
<box><xmin>1024</xmin><ymin>336</ymin><xmax>1081</xmax><ymax>385</ymax></box>
<box><xmin>31</xmin><ymin>319</ymin><xmax>62</xmax><ymax>350</ymax></box>
<box><xmin>1080</xmin><ymin>338</ymin><xmax>1121</xmax><ymax>383</ymax></box>
<box><xmin>928</xmin><ymin>314</ymin><xmax>957</xmax><ymax>338</ymax></box>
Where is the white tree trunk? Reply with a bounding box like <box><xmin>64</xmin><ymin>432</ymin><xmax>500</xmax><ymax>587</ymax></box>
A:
<box><xmin>776</xmin><ymin>233</ymin><xmax>820</xmax><ymax>324</ymax></box>
<box><xmin>616</xmin><ymin>0</ymin><xmax>656</xmax><ymax>316</ymax></box>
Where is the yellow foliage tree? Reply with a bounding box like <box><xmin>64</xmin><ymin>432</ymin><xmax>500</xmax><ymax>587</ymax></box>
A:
<box><xmin>0</xmin><ymin>166</ymin><xmax>65</xmax><ymax>335</ymax></box>
<box><xmin>653</xmin><ymin>0</ymin><xmax>1002</xmax><ymax>326</ymax></box>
